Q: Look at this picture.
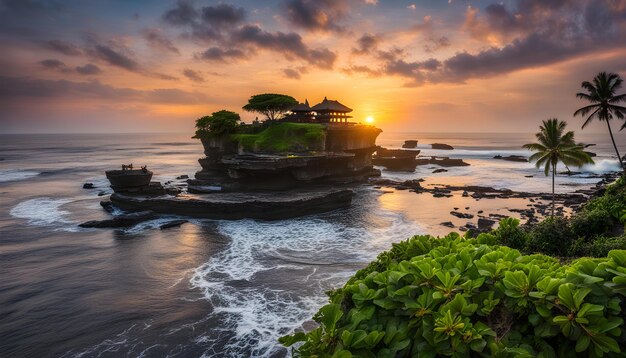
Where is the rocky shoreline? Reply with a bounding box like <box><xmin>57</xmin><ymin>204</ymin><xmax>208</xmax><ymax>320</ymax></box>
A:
<box><xmin>369</xmin><ymin>171</ymin><xmax>621</xmax><ymax>234</ymax></box>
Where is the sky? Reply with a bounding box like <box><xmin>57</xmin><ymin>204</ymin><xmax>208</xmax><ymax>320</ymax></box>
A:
<box><xmin>1</xmin><ymin>0</ymin><xmax>626</xmax><ymax>134</ymax></box>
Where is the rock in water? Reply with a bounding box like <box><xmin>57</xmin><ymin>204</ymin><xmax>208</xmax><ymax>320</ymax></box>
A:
<box><xmin>79</xmin><ymin>210</ymin><xmax>155</xmax><ymax>228</ymax></box>
<box><xmin>100</xmin><ymin>201</ymin><xmax>115</xmax><ymax>213</ymax></box>
<box><xmin>83</xmin><ymin>183</ymin><xmax>95</xmax><ymax>189</ymax></box>
<box><xmin>450</xmin><ymin>211</ymin><xmax>474</xmax><ymax>219</ymax></box>
<box><xmin>477</xmin><ymin>218</ymin><xmax>496</xmax><ymax>230</ymax></box>
<box><xmin>431</xmin><ymin>143</ymin><xmax>454</xmax><ymax>150</ymax></box>
<box><xmin>440</xmin><ymin>221</ymin><xmax>455</xmax><ymax>228</ymax></box>
<box><xmin>176</xmin><ymin>175</ymin><xmax>189</xmax><ymax>180</ymax></box>
<box><xmin>432</xmin><ymin>168</ymin><xmax>448</xmax><ymax>173</ymax></box>
<box><xmin>159</xmin><ymin>219</ymin><xmax>189</xmax><ymax>230</ymax></box>
<box><xmin>402</xmin><ymin>140</ymin><xmax>418</xmax><ymax>148</ymax></box>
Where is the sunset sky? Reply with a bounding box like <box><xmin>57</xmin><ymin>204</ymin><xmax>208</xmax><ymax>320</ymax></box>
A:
<box><xmin>1</xmin><ymin>0</ymin><xmax>626</xmax><ymax>134</ymax></box>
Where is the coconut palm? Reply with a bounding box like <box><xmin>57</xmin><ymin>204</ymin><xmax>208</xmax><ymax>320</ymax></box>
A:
<box><xmin>574</xmin><ymin>72</ymin><xmax>626</xmax><ymax>173</ymax></box>
<box><xmin>523</xmin><ymin>119</ymin><xmax>594</xmax><ymax>216</ymax></box>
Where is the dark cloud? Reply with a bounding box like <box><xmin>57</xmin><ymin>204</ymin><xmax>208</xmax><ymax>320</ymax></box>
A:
<box><xmin>200</xmin><ymin>4</ymin><xmax>245</xmax><ymax>26</ymax></box>
<box><xmin>196</xmin><ymin>47</ymin><xmax>247</xmax><ymax>62</ymax></box>
<box><xmin>75</xmin><ymin>63</ymin><xmax>101</xmax><ymax>75</ymax></box>
<box><xmin>91</xmin><ymin>44</ymin><xmax>140</xmax><ymax>71</ymax></box>
<box><xmin>142</xmin><ymin>28</ymin><xmax>180</xmax><ymax>54</ymax></box>
<box><xmin>43</xmin><ymin>40</ymin><xmax>83</xmax><ymax>56</ymax></box>
<box><xmin>183</xmin><ymin>69</ymin><xmax>205</xmax><ymax>82</ymax></box>
<box><xmin>233</xmin><ymin>25</ymin><xmax>336</xmax><ymax>68</ymax></box>
<box><xmin>162</xmin><ymin>0</ymin><xmax>198</xmax><ymax>26</ymax></box>
<box><xmin>352</xmin><ymin>33</ymin><xmax>379</xmax><ymax>54</ymax></box>
<box><xmin>282</xmin><ymin>68</ymin><xmax>301</xmax><ymax>79</ymax></box>
<box><xmin>283</xmin><ymin>0</ymin><xmax>349</xmax><ymax>32</ymax></box>
<box><xmin>423</xmin><ymin>36</ymin><xmax>450</xmax><ymax>53</ymax></box>
<box><xmin>39</xmin><ymin>59</ymin><xmax>68</xmax><ymax>71</ymax></box>
<box><xmin>0</xmin><ymin>76</ymin><xmax>208</xmax><ymax>104</ymax></box>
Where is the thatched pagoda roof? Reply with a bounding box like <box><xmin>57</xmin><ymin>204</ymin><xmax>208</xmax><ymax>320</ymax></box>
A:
<box><xmin>311</xmin><ymin>97</ymin><xmax>353</xmax><ymax>113</ymax></box>
<box><xmin>291</xmin><ymin>99</ymin><xmax>312</xmax><ymax>112</ymax></box>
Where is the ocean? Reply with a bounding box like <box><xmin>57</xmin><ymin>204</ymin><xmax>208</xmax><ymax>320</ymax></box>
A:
<box><xmin>0</xmin><ymin>131</ymin><xmax>623</xmax><ymax>357</ymax></box>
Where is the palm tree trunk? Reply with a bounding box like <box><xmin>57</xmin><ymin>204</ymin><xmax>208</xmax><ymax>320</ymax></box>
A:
<box><xmin>552</xmin><ymin>164</ymin><xmax>556</xmax><ymax>217</ymax></box>
<box><xmin>606</xmin><ymin>120</ymin><xmax>625</xmax><ymax>174</ymax></box>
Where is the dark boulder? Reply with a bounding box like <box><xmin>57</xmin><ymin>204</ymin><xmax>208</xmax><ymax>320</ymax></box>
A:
<box><xmin>431</xmin><ymin>143</ymin><xmax>454</xmax><ymax>150</ymax></box>
<box><xmin>79</xmin><ymin>210</ymin><xmax>155</xmax><ymax>228</ymax></box>
<box><xmin>176</xmin><ymin>175</ymin><xmax>189</xmax><ymax>180</ymax></box>
<box><xmin>440</xmin><ymin>221</ymin><xmax>455</xmax><ymax>228</ymax></box>
<box><xmin>477</xmin><ymin>218</ymin><xmax>496</xmax><ymax>230</ymax></box>
<box><xmin>432</xmin><ymin>168</ymin><xmax>448</xmax><ymax>173</ymax></box>
<box><xmin>100</xmin><ymin>201</ymin><xmax>115</xmax><ymax>214</ymax></box>
<box><xmin>402</xmin><ymin>140</ymin><xmax>418</xmax><ymax>148</ymax></box>
<box><xmin>493</xmin><ymin>155</ymin><xmax>528</xmax><ymax>162</ymax></box>
<box><xmin>83</xmin><ymin>183</ymin><xmax>95</xmax><ymax>189</ymax></box>
<box><xmin>159</xmin><ymin>219</ymin><xmax>189</xmax><ymax>230</ymax></box>
<box><xmin>451</xmin><ymin>211</ymin><xmax>474</xmax><ymax>219</ymax></box>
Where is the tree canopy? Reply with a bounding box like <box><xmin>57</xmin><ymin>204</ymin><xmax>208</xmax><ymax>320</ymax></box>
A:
<box><xmin>574</xmin><ymin>71</ymin><xmax>626</xmax><ymax>173</ymax></box>
<box><xmin>523</xmin><ymin>118</ymin><xmax>593</xmax><ymax>216</ymax></box>
<box><xmin>242</xmin><ymin>93</ymin><xmax>298</xmax><ymax>121</ymax></box>
<box><xmin>195</xmin><ymin>110</ymin><xmax>241</xmax><ymax>137</ymax></box>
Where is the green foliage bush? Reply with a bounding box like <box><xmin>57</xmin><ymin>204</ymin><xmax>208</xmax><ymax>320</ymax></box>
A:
<box><xmin>571</xmin><ymin>208</ymin><xmax>614</xmax><ymax>241</ymax></box>
<box><xmin>282</xmin><ymin>234</ymin><xmax>626</xmax><ymax>357</ymax></box>
<box><xmin>492</xmin><ymin>217</ymin><xmax>528</xmax><ymax>250</ymax></box>
<box><xmin>233</xmin><ymin>122</ymin><xmax>325</xmax><ymax>153</ymax></box>
<box><xmin>526</xmin><ymin>217</ymin><xmax>574</xmax><ymax>257</ymax></box>
<box><xmin>194</xmin><ymin>110</ymin><xmax>241</xmax><ymax>137</ymax></box>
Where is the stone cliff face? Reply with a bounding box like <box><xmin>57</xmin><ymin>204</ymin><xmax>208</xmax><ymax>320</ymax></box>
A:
<box><xmin>193</xmin><ymin>123</ymin><xmax>382</xmax><ymax>190</ymax></box>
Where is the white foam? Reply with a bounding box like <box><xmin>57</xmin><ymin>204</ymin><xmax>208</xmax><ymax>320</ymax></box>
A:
<box><xmin>189</xmin><ymin>209</ymin><xmax>423</xmax><ymax>357</ymax></box>
<box><xmin>0</xmin><ymin>169</ymin><xmax>39</xmax><ymax>183</ymax></box>
<box><xmin>10</xmin><ymin>197</ymin><xmax>73</xmax><ymax>227</ymax></box>
<box><xmin>581</xmin><ymin>159</ymin><xmax>621</xmax><ymax>173</ymax></box>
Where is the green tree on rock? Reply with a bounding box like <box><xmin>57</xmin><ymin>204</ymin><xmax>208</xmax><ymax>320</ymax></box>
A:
<box><xmin>242</xmin><ymin>93</ymin><xmax>298</xmax><ymax>121</ymax></box>
<box><xmin>194</xmin><ymin>110</ymin><xmax>241</xmax><ymax>137</ymax></box>
<box><xmin>574</xmin><ymin>72</ymin><xmax>626</xmax><ymax>173</ymax></box>
<box><xmin>523</xmin><ymin>119</ymin><xmax>594</xmax><ymax>216</ymax></box>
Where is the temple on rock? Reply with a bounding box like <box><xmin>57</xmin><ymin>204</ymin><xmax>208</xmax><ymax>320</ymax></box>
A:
<box><xmin>284</xmin><ymin>97</ymin><xmax>353</xmax><ymax>124</ymax></box>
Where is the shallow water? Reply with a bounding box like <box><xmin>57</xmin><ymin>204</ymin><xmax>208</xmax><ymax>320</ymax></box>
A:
<box><xmin>0</xmin><ymin>132</ymin><xmax>623</xmax><ymax>357</ymax></box>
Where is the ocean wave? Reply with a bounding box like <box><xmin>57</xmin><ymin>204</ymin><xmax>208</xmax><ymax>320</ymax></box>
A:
<box><xmin>10</xmin><ymin>197</ymin><xmax>74</xmax><ymax>228</ymax></box>
<box><xmin>189</xmin><ymin>209</ymin><xmax>423</xmax><ymax>356</ymax></box>
<box><xmin>581</xmin><ymin>159</ymin><xmax>621</xmax><ymax>173</ymax></box>
<box><xmin>0</xmin><ymin>169</ymin><xmax>39</xmax><ymax>183</ymax></box>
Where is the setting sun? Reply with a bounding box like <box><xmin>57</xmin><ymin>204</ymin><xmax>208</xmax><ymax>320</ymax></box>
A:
<box><xmin>365</xmin><ymin>116</ymin><xmax>374</xmax><ymax>123</ymax></box>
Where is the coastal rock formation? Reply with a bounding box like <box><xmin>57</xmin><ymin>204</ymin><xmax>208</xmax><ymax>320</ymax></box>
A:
<box><xmin>402</xmin><ymin>140</ymin><xmax>418</xmax><ymax>148</ymax></box>
<box><xmin>373</xmin><ymin>147</ymin><xmax>420</xmax><ymax>171</ymax></box>
<box><xmin>432</xmin><ymin>168</ymin><xmax>448</xmax><ymax>173</ymax></box>
<box><xmin>194</xmin><ymin>124</ymin><xmax>382</xmax><ymax>191</ymax></box>
<box><xmin>493</xmin><ymin>155</ymin><xmax>528</xmax><ymax>162</ymax></box>
<box><xmin>431</xmin><ymin>143</ymin><xmax>454</xmax><ymax>150</ymax></box>
<box><xmin>110</xmin><ymin>189</ymin><xmax>354</xmax><ymax>220</ymax></box>
<box><xmin>83</xmin><ymin>183</ymin><xmax>95</xmax><ymax>189</ymax></box>
<box><xmin>79</xmin><ymin>210</ymin><xmax>155</xmax><ymax>228</ymax></box>
<box><xmin>415</xmin><ymin>157</ymin><xmax>470</xmax><ymax>167</ymax></box>
<box><xmin>159</xmin><ymin>219</ymin><xmax>188</xmax><ymax>230</ymax></box>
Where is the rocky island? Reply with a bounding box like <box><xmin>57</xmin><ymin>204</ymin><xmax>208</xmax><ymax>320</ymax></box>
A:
<box><xmin>94</xmin><ymin>94</ymin><xmax>382</xmax><ymax>224</ymax></box>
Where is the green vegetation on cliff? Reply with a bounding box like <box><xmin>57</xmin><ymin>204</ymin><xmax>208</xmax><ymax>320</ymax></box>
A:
<box><xmin>193</xmin><ymin>110</ymin><xmax>241</xmax><ymax>138</ymax></box>
<box><xmin>233</xmin><ymin>122</ymin><xmax>325</xmax><ymax>153</ymax></box>
<box><xmin>282</xmin><ymin>234</ymin><xmax>626</xmax><ymax>357</ymax></box>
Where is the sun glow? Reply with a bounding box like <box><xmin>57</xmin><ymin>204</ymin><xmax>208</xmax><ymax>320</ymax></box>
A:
<box><xmin>365</xmin><ymin>116</ymin><xmax>375</xmax><ymax>123</ymax></box>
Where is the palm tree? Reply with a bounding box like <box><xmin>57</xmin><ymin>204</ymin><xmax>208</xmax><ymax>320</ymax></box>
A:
<box><xmin>574</xmin><ymin>72</ymin><xmax>626</xmax><ymax>174</ymax></box>
<box><xmin>523</xmin><ymin>119</ymin><xmax>594</xmax><ymax>216</ymax></box>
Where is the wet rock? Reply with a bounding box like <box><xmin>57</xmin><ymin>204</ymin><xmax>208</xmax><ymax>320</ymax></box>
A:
<box><xmin>478</xmin><ymin>218</ymin><xmax>496</xmax><ymax>230</ymax></box>
<box><xmin>100</xmin><ymin>201</ymin><xmax>115</xmax><ymax>214</ymax></box>
<box><xmin>416</xmin><ymin>157</ymin><xmax>469</xmax><ymax>167</ymax></box>
<box><xmin>97</xmin><ymin>191</ymin><xmax>106</xmax><ymax>197</ymax></box>
<box><xmin>493</xmin><ymin>155</ymin><xmax>528</xmax><ymax>162</ymax></box>
<box><xmin>431</xmin><ymin>143</ymin><xmax>454</xmax><ymax>150</ymax></box>
<box><xmin>525</xmin><ymin>175</ymin><xmax>534</xmax><ymax>178</ymax></box>
<box><xmin>477</xmin><ymin>210</ymin><xmax>483</xmax><ymax>214</ymax></box>
<box><xmin>402</xmin><ymin>140</ymin><xmax>418</xmax><ymax>148</ymax></box>
<box><xmin>159</xmin><ymin>219</ymin><xmax>189</xmax><ymax>230</ymax></box>
<box><xmin>462</xmin><ymin>191</ymin><xmax>469</xmax><ymax>197</ymax></box>
<box><xmin>451</xmin><ymin>211</ymin><xmax>474</xmax><ymax>219</ymax></box>
<box><xmin>79</xmin><ymin>210</ymin><xmax>155</xmax><ymax>228</ymax></box>
<box><xmin>454</xmin><ymin>207</ymin><xmax>459</xmax><ymax>210</ymax></box>
<box><xmin>83</xmin><ymin>183</ymin><xmax>95</xmax><ymax>189</ymax></box>
<box><xmin>176</xmin><ymin>175</ymin><xmax>189</xmax><ymax>180</ymax></box>
<box><xmin>432</xmin><ymin>168</ymin><xmax>448</xmax><ymax>173</ymax></box>
<box><xmin>441</xmin><ymin>221</ymin><xmax>455</xmax><ymax>228</ymax></box>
